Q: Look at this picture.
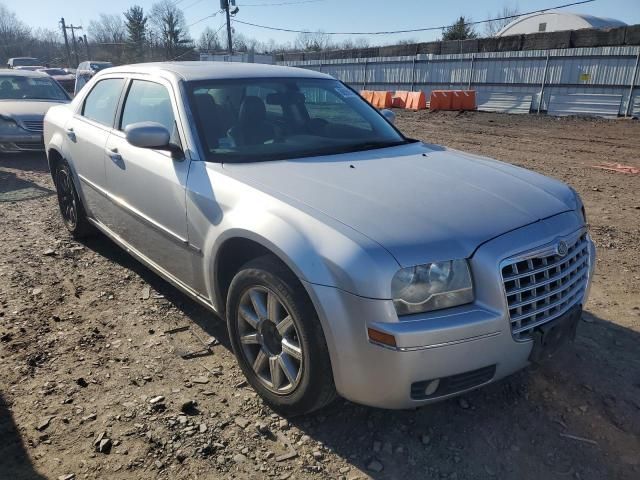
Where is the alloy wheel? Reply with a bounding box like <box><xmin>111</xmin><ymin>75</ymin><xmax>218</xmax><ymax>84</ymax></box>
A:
<box><xmin>56</xmin><ymin>168</ymin><xmax>78</xmax><ymax>229</ymax></box>
<box><xmin>236</xmin><ymin>286</ymin><xmax>303</xmax><ymax>394</ymax></box>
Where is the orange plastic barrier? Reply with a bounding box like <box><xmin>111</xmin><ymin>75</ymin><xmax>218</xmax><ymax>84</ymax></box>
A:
<box><xmin>451</xmin><ymin>90</ymin><xmax>477</xmax><ymax>111</ymax></box>
<box><xmin>360</xmin><ymin>90</ymin><xmax>374</xmax><ymax>104</ymax></box>
<box><xmin>430</xmin><ymin>90</ymin><xmax>453</xmax><ymax>111</ymax></box>
<box><xmin>431</xmin><ymin>90</ymin><xmax>476</xmax><ymax>111</ymax></box>
<box><xmin>392</xmin><ymin>90</ymin><xmax>410</xmax><ymax>108</ymax></box>
<box><xmin>406</xmin><ymin>91</ymin><xmax>427</xmax><ymax>110</ymax></box>
<box><xmin>372</xmin><ymin>91</ymin><xmax>393</xmax><ymax>109</ymax></box>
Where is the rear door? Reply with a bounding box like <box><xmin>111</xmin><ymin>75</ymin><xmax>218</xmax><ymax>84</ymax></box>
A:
<box><xmin>65</xmin><ymin>77</ymin><xmax>125</xmax><ymax>219</ymax></box>
<box><xmin>103</xmin><ymin>77</ymin><xmax>193</xmax><ymax>284</ymax></box>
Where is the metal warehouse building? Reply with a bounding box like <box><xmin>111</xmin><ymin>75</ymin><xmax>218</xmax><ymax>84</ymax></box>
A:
<box><xmin>277</xmin><ymin>19</ymin><xmax>640</xmax><ymax>118</ymax></box>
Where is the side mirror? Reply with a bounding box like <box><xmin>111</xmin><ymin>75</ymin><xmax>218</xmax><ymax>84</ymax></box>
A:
<box><xmin>125</xmin><ymin>122</ymin><xmax>170</xmax><ymax>148</ymax></box>
<box><xmin>380</xmin><ymin>108</ymin><xmax>396</xmax><ymax>124</ymax></box>
<box><xmin>125</xmin><ymin>121</ymin><xmax>182</xmax><ymax>157</ymax></box>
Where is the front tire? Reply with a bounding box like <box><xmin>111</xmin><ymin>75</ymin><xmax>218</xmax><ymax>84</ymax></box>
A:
<box><xmin>53</xmin><ymin>161</ymin><xmax>94</xmax><ymax>238</ymax></box>
<box><xmin>226</xmin><ymin>255</ymin><xmax>336</xmax><ymax>416</ymax></box>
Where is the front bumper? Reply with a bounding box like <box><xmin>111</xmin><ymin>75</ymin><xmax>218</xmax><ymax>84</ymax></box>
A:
<box><xmin>0</xmin><ymin>132</ymin><xmax>44</xmax><ymax>152</ymax></box>
<box><xmin>305</xmin><ymin>211</ymin><xmax>595</xmax><ymax>409</ymax></box>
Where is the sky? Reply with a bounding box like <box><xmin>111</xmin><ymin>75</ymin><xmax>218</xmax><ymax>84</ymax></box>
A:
<box><xmin>6</xmin><ymin>0</ymin><xmax>640</xmax><ymax>46</ymax></box>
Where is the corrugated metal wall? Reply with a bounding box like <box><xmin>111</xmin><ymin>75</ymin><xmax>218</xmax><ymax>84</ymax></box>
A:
<box><xmin>280</xmin><ymin>46</ymin><xmax>640</xmax><ymax>116</ymax></box>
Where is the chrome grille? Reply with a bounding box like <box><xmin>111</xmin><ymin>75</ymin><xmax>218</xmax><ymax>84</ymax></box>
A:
<box><xmin>22</xmin><ymin>120</ymin><xmax>44</xmax><ymax>133</ymax></box>
<box><xmin>501</xmin><ymin>232</ymin><xmax>589</xmax><ymax>340</ymax></box>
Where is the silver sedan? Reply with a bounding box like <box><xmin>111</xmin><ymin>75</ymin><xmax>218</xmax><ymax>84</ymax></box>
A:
<box><xmin>0</xmin><ymin>69</ymin><xmax>70</xmax><ymax>153</ymax></box>
<box><xmin>44</xmin><ymin>62</ymin><xmax>595</xmax><ymax>415</ymax></box>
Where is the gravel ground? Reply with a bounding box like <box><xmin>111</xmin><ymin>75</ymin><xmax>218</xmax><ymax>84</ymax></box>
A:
<box><xmin>0</xmin><ymin>111</ymin><xmax>639</xmax><ymax>480</ymax></box>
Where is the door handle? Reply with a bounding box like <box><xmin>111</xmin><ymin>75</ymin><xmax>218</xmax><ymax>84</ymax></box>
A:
<box><xmin>66</xmin><ymin>128</ymin><xmax>76</xmax><ymax>142</ymax></box>
<box><xmin>106</xmin><ymin>147</ymin><xmax>122</xmax><ymax>162</ymax></box>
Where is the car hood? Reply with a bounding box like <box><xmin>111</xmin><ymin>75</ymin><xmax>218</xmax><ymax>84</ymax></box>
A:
<box><xmin>0</xmin><ymin>100</ymin><xmax>68</xmax><ymax>120</ymax></box>
<box><xmin>223</xmin><ymin>142</ymin><xmax>575</xmax><ymax>267</ymax></box>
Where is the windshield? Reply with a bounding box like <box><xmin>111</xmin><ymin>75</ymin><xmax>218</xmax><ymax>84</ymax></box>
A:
<box><xmin>0</xmin><ymin>75</ymin><xmax>69</xmax><ymax>101</ymax></box>
<box><xmin>188</xmin><ymin>78</ymin><xmax>409</xmax><ymax>162</ymax></box>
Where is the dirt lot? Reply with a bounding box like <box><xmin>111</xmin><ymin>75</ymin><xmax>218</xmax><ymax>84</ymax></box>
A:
<box><xmin>1</xmin><ymin>111</ymin><xmax>639</xmax><ymax>480</ymax></box>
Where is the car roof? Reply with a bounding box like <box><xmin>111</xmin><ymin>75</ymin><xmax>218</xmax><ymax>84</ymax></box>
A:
<box><xmin>104</xmin><ymin>61</ymin><xmax>332</xmax><ymax>82</ymax></box>
<box><xmin>0</xmin><ymin>69</ymin><xmax>49</xmax><ymax>78</ymax></box>
<box><xmin>9</xmin><ymin>57</ymin><xmax>38</xmax><ymax>60</ymax></box>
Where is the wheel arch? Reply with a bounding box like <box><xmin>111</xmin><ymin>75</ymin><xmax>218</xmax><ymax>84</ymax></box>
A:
<box><xmin>213</xmin><ymin>232</ymin><xmax>340</xmax><ymax>404</ymax></box>
<box><xmin>212</xmin><ymin>231</ymin><xmax>313</xmax><ymax>315</ymax></box>
<box><xmin>47</xmin><ymin>147</ymin><xmax>64</xmax><ymax>180</ymax></box>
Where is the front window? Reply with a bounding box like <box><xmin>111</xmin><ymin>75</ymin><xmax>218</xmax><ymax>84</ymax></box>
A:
<box><xmin>188</xmin><ymin>78</ymin><xmax>409</xmax><ymax>162</ymax></box>
<box><xmin>120</xmin><ymin>80</ymin><xmax>175</xmax><ymax>133</ymax></box>
<box><xmin>0</xmin><ymin>75</ymin><xmax>69</xmax><ymax>101</ymax></box>
<box><xmin>119</xmin><ymin>79</ymin><xmax>180</xmax><ymax>145</ymax></box>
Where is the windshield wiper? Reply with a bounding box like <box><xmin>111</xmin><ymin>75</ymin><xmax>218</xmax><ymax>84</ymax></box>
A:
<box><xmin>336</xmin><ymin>140</ymin><xmax>409</xmax><ymax>154</ymax></box>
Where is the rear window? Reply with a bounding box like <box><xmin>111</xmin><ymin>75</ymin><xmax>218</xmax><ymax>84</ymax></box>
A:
<box><xmin>82</xmin><ymin>78</ymin><xmax>125</xmax><ymax>126</ymax></box>
<box><xmin>11</xmin><ymin>58</ymin><xmax>39</xmax><ymax>67</ymax></box>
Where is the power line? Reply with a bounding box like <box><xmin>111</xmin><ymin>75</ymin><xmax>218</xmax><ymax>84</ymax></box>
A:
<box><xmin>186</xmin><ymin>10</ymin><xmax>222</xmax><ymax>28</ymax></box>
<box><xmin>238</xmin><ymin>0</ymin><xmax>325</xmax><ymax>6</ymax></box>
<box><xmin>182</xmin><ymin>0</ymin><xmax>207</xmax><ymax>10</ymax></box>
<box><xmin>231</xmin><ymin>0</ymin><xmax>596</xmax><ymax>35</ymax></box>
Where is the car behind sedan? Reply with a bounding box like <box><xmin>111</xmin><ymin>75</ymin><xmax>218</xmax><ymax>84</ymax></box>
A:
<box><xmin>38</xmin><ymin>68</ymin><xmax>76</xmax><ymax>94</ymax></box>
<box><xmin>1</xmin><ymin>69</ymin><xmax>70</xmax><ymax>153</ymax></box>
<box><xmin>44</xmin><ymin>62</ymin><xmax>595</xmax><ymax>415</ymax></box>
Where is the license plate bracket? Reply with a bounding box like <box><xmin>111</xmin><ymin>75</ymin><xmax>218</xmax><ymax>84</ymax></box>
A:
<box><xmin>529</xmin><ymin>305</ymin><xmax>581</xmax><ymax>363</ymax></box>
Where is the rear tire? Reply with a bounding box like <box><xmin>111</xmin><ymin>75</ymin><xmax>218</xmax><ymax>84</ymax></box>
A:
<box><xmin>53</xmin><ymin>160</ymin><xmax>94</xmax><ymax>239</ymax></box>
<box><xmin>226</xmin><ymin>255</ymin><xmax>337</xmax><ymax>416</ymax></box>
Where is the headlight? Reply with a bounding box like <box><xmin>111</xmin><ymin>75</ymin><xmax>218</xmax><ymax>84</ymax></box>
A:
<box><xmin>0</xmin><ymin>116</ymin><xmax>19</xmax><ymax>134</ymax></box>
<box><xmin>391</xmin><ymin>259</ymin><xmax>474</xmax><ymax>315</ymax></box>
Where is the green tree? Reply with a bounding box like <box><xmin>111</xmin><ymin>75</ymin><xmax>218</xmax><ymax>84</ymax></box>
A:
<box><xmin>124</xmin><ymin>5</ymin><xmax>147</xmax><ymax>62</ymax></box>
<box><xmin>442</xmin><ymin>16</ymin><xmax>478</xmax><ymax>41</ymax></box>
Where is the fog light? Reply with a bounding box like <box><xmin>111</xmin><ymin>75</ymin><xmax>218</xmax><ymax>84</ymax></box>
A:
<box><xmin>367</xmin><ymin>328</ymin><xmax>396</xmax><ymax>348</ymax></box>
<box><xmin>423</xmin><ymin>379</ymin><xmax>440</xmax><ymax>396</ymax></box>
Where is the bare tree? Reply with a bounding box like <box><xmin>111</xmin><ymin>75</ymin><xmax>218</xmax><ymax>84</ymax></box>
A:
<box><xmin>32</xmin><ymin>28</ymin><xmax>66</xmax><ymax>65</ymax></box>
<box><xmin>150</xmin><ymin>0</ymin><xmax>192</xmax><ymax>59</ymax></box>
<box><xmin>340</xmin><ymin>37</ymin><xmax>370</xmax><ymax>49</ymax></box>
<box><xmin>485</xmin><ymin>4</ymin><xmax>521</xmax><ymax>37</ymax></box>
<box><xmin>294</xmin><ymin>31</ymin><xmax>332</xmax><ymax>52</ymax></box>
<box><xmin>88</xmin><ymin>13</ymin><xmax>126</xmax><ymax>44</ymax></box>
<box><xmin>0</xmin><ymin>3</ymin><xmax>31</xmax><ymax>60</ymax></box>
<box><xmin>393</xmin><ymin>38</ymin><xmax>418</xmax><ymax>46</ymax></box>
<box><xmin>197</xmin><ymin>26</ymin><xmax>222</xmax><ymax>53</ymax></box>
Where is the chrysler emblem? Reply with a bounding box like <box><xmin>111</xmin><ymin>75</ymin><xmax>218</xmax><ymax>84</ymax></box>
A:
<box><xmin>557</xmin><ymin>241</ymin><xmax>569</xmax><ymax>257</ymax></box>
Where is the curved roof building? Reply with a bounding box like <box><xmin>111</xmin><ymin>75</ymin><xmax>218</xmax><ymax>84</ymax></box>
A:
<box><xmin>497</xmin><ymin>11</ymin><xmax>626</xmax><ymax>37</ymax></box>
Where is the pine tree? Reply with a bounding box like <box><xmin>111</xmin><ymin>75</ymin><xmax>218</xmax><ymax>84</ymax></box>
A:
<box><xmin>443</xmin><ymin>16</ymin><xmax>478</xmax><ymax>41</ymax></box>
<box><xmin>124</xmin><ymin>5</ymin><xmax>147</xmax><ymax>62</ymax></box>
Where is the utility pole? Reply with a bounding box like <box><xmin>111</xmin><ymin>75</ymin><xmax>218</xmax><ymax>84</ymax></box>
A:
<box><xmin>66</xmin><ymin>24</ymin><xmax>83</xmax><ymax>67</ymax></box>
<box><xmin>83</xmin><ymin>34</ymin><xmax>91</xmax><ymax>59</ymax></box>
<box><xmin>221</xmin><ymin>0</ymin><xmax>236</xmax><ymax>56</ymax></box>
<box><xmin>60</xmin><ymin>18</ymin><xmax>72</xmax><ymax>67</ymax></box>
